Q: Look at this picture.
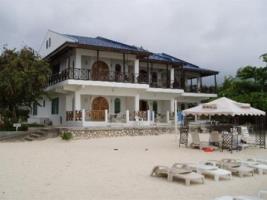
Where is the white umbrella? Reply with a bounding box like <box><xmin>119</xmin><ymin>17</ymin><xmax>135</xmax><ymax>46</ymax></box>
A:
<box><xmin>183</xmin><ymin>97</ymin><xmax>265</xmax><ymax>116</ymax></box>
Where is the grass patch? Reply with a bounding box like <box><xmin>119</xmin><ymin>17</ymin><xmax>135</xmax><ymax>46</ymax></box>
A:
<box><xmin>61</xmin><ymin>132</ymin><xmax>73</xmax><ymax>140</ymax></box>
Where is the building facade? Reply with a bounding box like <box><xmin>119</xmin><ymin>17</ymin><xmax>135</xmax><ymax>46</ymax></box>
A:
<box><xmin>28</xmin><ymin>30</ymin><xmax>218</xmax><ymax>127</ymax></box>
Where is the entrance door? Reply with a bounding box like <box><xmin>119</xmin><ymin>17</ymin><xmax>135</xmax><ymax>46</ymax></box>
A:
<box><xmin>91</xmin><ymin>97</ymin><xmax>109</xmax><ymax>121</ymax></box>
<box><xmin>91</xmin><ymin>61</ymin><xmax>109</xmax><ymax>81</ymax></box>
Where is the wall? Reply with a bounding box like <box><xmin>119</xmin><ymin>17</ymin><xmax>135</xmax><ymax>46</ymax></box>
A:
<box><xmin>59</xmin><ymin>126</ymin><xmax>174</xmax><ymax>139</ymax></box>
<box><xmin>39</xmin><ymin>30</ymin><xmax>75</xmax><ymax>58</ymax></box>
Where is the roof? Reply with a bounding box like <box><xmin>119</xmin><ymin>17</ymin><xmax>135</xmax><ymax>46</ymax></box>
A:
<box><xmin>147</xmin><ymin>53</ymin><xmax>218</xmax><ymax>76</ymax></box>
<box><xmin>183</xmin><ymin>97</ymin><xmax>265</xmax><ymax>116</ymax></box>
<box><xmin>63</xmin><ymin>34</ymin><xmax>150</xmax><ymax>54</ymax></box>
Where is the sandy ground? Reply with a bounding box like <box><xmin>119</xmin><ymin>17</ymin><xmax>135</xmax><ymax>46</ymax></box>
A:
<box><xmin>0</xmin><ymin>134</ymin><xmax>266</xmax><ymax>200</ymax></box>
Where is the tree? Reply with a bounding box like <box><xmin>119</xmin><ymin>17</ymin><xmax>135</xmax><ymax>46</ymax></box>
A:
<box><xmin>218</xmin><ymin>55</ymin><xmax>267</xmax><ymax>111</ymax></box>
<box><xmin>0</xmin><ymin>47</ymin><xmax>51</xmax><ymax>127</ymax></box>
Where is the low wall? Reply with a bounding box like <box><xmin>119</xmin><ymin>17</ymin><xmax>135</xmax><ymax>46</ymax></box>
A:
<box><xmin>59</xmin><ymin>126</ymin><xmax>175</xmax><ymax>139</ymax></box>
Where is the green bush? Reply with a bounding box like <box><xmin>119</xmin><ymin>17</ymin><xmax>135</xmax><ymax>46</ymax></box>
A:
<box><xmin>61</xmin><ymin>132</ymin><xmax>73</xmax><ymax>140</ymax></box>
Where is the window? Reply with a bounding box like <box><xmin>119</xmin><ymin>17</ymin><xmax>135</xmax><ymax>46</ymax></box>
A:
<box><xmin>114</xmin><ymin>98</ymin><xmax>121</xmax><ymax>114</ymax></box>
<box><xmin>33</xmin><ymin>103</ymin><xmax>38</xmax><ymax>116</ymax></box>
<box><xmin>51</xmin><ymin>98</ymin><xmax>59</xmax><ymax>115</ymax></box>
<box><xmin>43</xmin><ymin>100</ymin><xmax>45</xmax><ymax>107</ymax></box>
<box><xmin>46</xmin><ymin>40</ymin><xmax>48</xmax><ymax>49</ymax></box>
<box><xmin>48</xmin><ymin>38</ymin><xmax>51</xmax><ymax>47</ymax></box>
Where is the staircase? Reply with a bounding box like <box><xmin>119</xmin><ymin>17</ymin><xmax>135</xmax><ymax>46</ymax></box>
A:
<box><xmin>23</xmin><ymin>128</ymin><xmax>60</xmax><ymax>142</ymax></box>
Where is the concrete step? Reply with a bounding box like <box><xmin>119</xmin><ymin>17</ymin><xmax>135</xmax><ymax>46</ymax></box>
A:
<box><xmin>24</xmin><ymin>137</ymin><xmax>33</xmax><ymax>141</ymax></box>
<box><xmin>29</xmin><ymin>133</ymin><xmax>41</xmax><ymax>138</ymax></box>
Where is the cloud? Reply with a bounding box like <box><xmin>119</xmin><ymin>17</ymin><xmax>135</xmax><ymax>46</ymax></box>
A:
<box><xmin>0</xmin><ymin>0</ymin><xmax>267</xmax><ymax>81</ymax></box>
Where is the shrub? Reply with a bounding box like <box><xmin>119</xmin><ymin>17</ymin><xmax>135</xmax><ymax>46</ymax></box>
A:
<box><xmin>61</xmin><ymin>132</ymin><xmax>73</xmax><ymax>140</ymax></box>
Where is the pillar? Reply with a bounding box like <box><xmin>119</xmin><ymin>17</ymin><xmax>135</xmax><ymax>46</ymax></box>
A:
<box><xmin>82</xmin><ymin>109</ymin><xmax>85</xmax><ymax>126</ymax></box>
<box><xmin>166</xmin><ymin>111</ymin><xmax>170</xmax><ymax>123</ymax></box>
<box><xmin>170</xmin><ymin>67</ymin><xmax>174</xmax><ymax>88</ymax></box>
<box><xmin>74</xmin><ymin>92</ymin><xmax>81</xmax><ymax>111</ymax></box>
<box><xmin>170</xmin><ymin>99</ymin><xmax>175</xmax><ymax>113</ymax></box>
<box><xmin>134</xmin><ymin>59</ymin><xmax>139</xmax><ymax>83</ymax></box>
<box><xmin>197</xmin><ymin>76</ymin><xmax>201</xmax><ymax>93</ymax></box>
<box><xmin>134</xmin><ymin>94</ymin><xmax>139</xmax><ymax>112</ymax></box>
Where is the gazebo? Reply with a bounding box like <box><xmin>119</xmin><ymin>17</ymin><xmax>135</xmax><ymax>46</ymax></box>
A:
<box><xmin>182</xmin><ymin>97</ymin><xmax>266</xmax><ymax>149</ymax></box>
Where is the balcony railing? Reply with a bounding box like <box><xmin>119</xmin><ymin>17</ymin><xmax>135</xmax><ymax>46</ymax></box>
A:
<box><xmin>185</xmin><ymin>85</ymin><xmax>216</xmax><ymax>94</ymax></box>
<box><xmin>47</xmin><ymin>68</ymin><xmax>216</xmax><ymax>93</ymax></box>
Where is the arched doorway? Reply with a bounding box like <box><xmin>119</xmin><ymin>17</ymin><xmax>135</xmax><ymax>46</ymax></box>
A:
<box><xmin>115</xmin><ymin>64</ymin><xmax>122</xmax><ymax>81</ymax></box>
<box><xmin>91</xmin><ymin>96</ymin><xmax>109</xmax><ymax>121</ymax></box>
<box><xmin>91</xmin><ymin>61</ymin><xmax>109</xmax><ymax>81</ymax></box>
<box><xmin>139</xmin><ymin>100</ymin><xmax>148</xmax><ymax>111</ymax></box>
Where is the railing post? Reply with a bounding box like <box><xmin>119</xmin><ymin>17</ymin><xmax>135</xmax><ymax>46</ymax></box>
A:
<box><xmin>105</xmin><ymin>109</ymin><xmax>108</xmax><ymax>123</ymax></box>
<box><xmin>151</xmin><ymin>111</ymin><xmax>155</xmax><ymax>123</ymax></box>
<box><xmin>166</xmin><ymin>111</ymin><xmax>170</xmax><ymax>123</ymax></box>
<box><xmin>126</xmin><ymin>110</ymin><xmax>129</xmax><ymax>124</ymax></box>
<box><xmin>147</xmin><ymin>110</ymin><xmax>150</xmax><ymax>122</ymax></box>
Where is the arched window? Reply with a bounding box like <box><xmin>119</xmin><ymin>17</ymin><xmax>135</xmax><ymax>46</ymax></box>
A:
<box><xmin>114</xmin><ymin>98</ymin><xmax>121</xmax><ymax>114</ymax></box>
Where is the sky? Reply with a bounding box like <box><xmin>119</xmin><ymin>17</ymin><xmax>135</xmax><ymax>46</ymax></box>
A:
<box><xmin>0</xmin><ymin>0</ymin><xmax>267</xmax><ymax>82</ymax></box>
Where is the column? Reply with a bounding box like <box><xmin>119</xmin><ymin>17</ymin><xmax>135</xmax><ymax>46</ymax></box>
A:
<box><xmin>170</xmin><ymin>67</ymin><xmax>174</xmax><ymax>88</ymax></box>
<box><xmin>166</xmin><ymin>111</ymin><xmax>170</xmax><ymax>123</ymax></box>
<box><xmin>74</xmin><ymin>91</ymin><xmax>81</xmax><ymax>110</ymax></box>
<box><xmin>105</xmin><ymin>109</ymin><xmax>108</xmax><ymax>123</ymax></box>
<box><xmin>134</xmin><ymin>94</ymin><xmax>140</xmax><ymax>112</ymax></box>
<box><xmin>174</xmin><ymin>99</ymin><xmax>178</xmax><ymax>128</ymax></box>
<box><xmin>170</xmin><ymin>99</ymin><xmax>175</xmax><ymax>113</ymax></box>
<box><xmin>197</xmin><ymin>76</ymin><xmax>201</xmax><ymax>93</ymax></box>
<box><xmin>134</xmin><ymin>59</ymin><xmax>139</xmax><ymax>83</ymax></box>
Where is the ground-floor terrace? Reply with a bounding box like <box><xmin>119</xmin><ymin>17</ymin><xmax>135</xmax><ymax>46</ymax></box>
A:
<box><xmin>29</xmin><ymin>83</ymin><xmax>216</xmax><ymax>127</ymax></box>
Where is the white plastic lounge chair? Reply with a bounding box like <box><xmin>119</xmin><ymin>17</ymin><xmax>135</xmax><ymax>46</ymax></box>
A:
<box><xmin>190</xmin><ymin>131</ymin><xmax>209</xmax><ymax>149</ymax></box>
<box><xmin>220</xmin><ymin>159</ymin><xmax>254</xmax><ymax>177</ymax></box>
<box><xmin>151</xmin><ymin>164</ymin><xmax>205</xmax><ymax>186</ymax></box>
<box><xmin>209</xmin><ymin>131</ymin><xmax>222</xmax><ymax>147</ymax></box>
<box><xmin>151</xmin><ymin>165</ymin><xmax>169</xmax><ymax>178</ymax></box>
<box><xmin>214</xmin><ymin>190</ymin><xmax>267</xmax><ymax>200</ymax></box>
<box><xmin>169</xmin><ymin>163</ymin><xmax>205</xmax><ymax>186</ymax></box>
<box><xmin>188</xmin><ymin>161</ymin><xmax>232</xmax><ymax>181</ymax></box>
<box><xmin>242</xmin><ymin>159</ymin><xmax>267</xmax><ymax>175</ymax></box>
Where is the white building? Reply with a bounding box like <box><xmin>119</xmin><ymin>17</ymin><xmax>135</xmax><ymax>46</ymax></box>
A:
<box><xmin>28</xmin><ymin>30</ymin><xmax>218</xmax><ymax>127</ymax></box>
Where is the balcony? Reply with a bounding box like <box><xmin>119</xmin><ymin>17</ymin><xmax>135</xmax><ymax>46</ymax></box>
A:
<box><xmin>47</xmin><ymin>68</ymin><xmax>216</xmax><ymax>93</ymax></box>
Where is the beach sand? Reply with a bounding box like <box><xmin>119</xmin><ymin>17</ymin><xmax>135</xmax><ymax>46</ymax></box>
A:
<box><xmin>0</xmin><ymin>134</ymin><xmax>266</xmax><ymax>200</ymax></box>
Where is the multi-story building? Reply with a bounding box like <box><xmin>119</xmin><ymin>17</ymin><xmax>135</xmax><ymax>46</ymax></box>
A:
<box><xmin>28</xmin><ymin>30</ymin><xmax>218</xmax><ymax>127</ymax></box>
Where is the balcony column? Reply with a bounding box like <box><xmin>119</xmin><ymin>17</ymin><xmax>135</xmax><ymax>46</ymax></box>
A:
<box><xmin>170</xmin><ymin>67</ymin><xmax>174</xmax><ymax>88</ymax></box>
<box><xmin>134</xmin><ymin>59</ymin><xmax>139</xmax><ymax>83</ymax></box>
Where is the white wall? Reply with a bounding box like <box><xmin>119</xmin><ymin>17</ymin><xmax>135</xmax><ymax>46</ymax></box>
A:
<box><xmin>39</xmin><ymin>30</ymin><xmax>75</xmax><ymax>58</ymax></box>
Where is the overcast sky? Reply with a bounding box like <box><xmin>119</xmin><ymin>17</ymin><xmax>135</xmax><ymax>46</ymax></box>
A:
<box><xmin>0</xmin><ymin>0</ymin><xmax>266</xmax><ymax>81</ymax></box>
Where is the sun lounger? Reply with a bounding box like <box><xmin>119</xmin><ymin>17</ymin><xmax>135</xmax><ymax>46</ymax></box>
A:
<box><xmin>151</xmin><ymin>163</ymin><xmax>205</xmax><ymax>186</ymax></box>
<box><xmin>220</xmin><ymin>159</ymin><xmax>254</xmax><ymax>177</ymax></box>
<box><xmin>169</xmin><ymin>163</ymin><xmax>205</xmax><ymax>185</ymax></box>
<box><xmin>188</xmin><ymin>161</ymin><xmax>232</xmax><ymax>181</ymax></box>
<box><xmin>242</xmin><ymin>159</ymin><xmax>267</xmax><ymax>175</ymax></box>
<box><xmin>190</xmin><ymin>131</ymin><xmax>210</xmax><ymax>149</ymax></box>
<box><xmin>214</xmin><ymin>190</ymin><xmax>267</xmax><ymax>200</ymax></box>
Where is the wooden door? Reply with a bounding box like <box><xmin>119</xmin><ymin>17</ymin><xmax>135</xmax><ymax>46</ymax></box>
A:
<box><xmin>92</xmin><ymin>61</ymin><xmax>109</xmax><ymax>81</ymax></box>
<box><xmin>91</xmin><ymin>97</ymin><xmax>109</xmax><ymax>121</ymax></box>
